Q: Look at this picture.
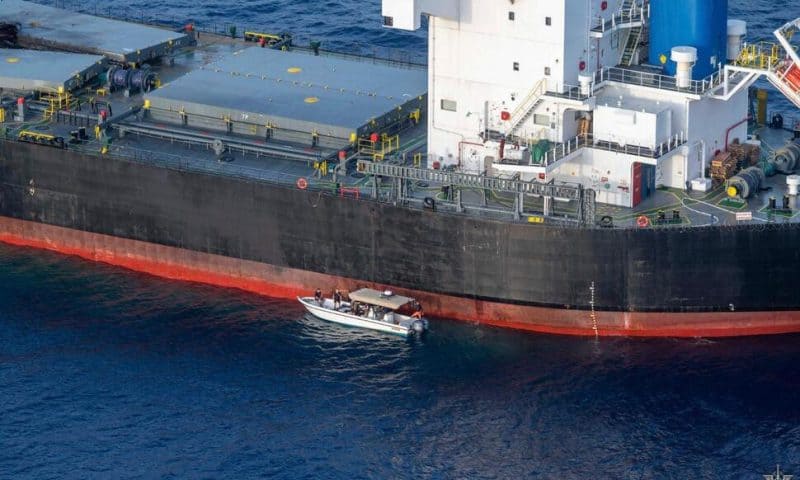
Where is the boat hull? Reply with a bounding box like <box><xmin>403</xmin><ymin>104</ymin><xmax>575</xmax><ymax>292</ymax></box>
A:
<box><xmin>298</xmin><ymin>297</ymin><xmax>411</xmax><ymax>336</ymax></box>
<box><xmin>2</xmin><ymin>140</ymin><xmax>800</xmax><ymax>337</ymax></box>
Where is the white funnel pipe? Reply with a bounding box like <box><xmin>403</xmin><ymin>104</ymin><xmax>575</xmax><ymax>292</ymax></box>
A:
<box><xmin>727</xmin><ymin>20</ymin><xmax>747</xmax><ymax>61</ymax></box>
<box><xmin>671</xmin><ymin>46</ymin><xmax>698</xmax><ymax>89</ymax></box>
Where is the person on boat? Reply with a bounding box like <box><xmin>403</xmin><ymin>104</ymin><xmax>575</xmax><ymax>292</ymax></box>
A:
<box><xmin>411</xmin><ymin>302</ymin><xmax>424</xmax><ymax>319</ymax></box>
<box><xmin>333</xmin><ymin>289</ymin><xmax>342</xmax><ymax>310</ymax></box>
<box><xmin>314</xmin><ymin>288</ymin><xmax>323</xmax><ymax>305</ymax></box>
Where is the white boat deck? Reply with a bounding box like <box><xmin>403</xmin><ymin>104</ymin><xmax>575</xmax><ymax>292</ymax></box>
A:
<box><xmin>298</xmin><ymin>296</ymin><xmax>426</xmax><ymax>337</ymax></box>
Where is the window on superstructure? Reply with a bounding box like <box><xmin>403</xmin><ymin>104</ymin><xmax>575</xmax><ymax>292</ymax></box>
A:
<box><xmin>545</xmin><ymin>17</ymin><xmax>552</xmax><ymax>26</ymax></box>
<box><xmin>441</xmin><ymin>99</ymin><xmax>457</xmax><ymax>112</ymax></box>
<box><xmin>534</xmin><ymin>114</ymin><xmax>550</xmax><ymax>126</ymax></box>
<box><xmin>513</xmin><ymin>62</ymin><xmax>520</xmax><ymax>71</ymax></box>
<box><xmin>544</xmin><ymin>67</ymin><xmax>551</xmax><ymax>76</ymax></box>
<box><xmin>382</xmin><ymin>16</ymin><xmax>394</xmax><ymax>27</ymax></box>
<box><xmin>508</xmin><ymin>11</ymin><xmax>515</xmax><ymax>21</ymax></box>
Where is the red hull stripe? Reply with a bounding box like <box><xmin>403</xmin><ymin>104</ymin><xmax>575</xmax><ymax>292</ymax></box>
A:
<box><xmin>1</xmin><ymin>216</ymin><xmax>799</xmax><ymax>337</ymax></box>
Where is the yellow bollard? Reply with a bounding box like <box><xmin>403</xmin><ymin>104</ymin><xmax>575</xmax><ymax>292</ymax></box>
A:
<box><xmin>756</xmin><ymin>89</ymin><xmax>768</xmax><ymax>126</ymax></box>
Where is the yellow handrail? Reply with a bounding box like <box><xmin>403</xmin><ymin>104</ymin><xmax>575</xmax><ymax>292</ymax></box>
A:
<box><xmin>509</xmin><ymin>78</ymin><xmax>547</xmax><ymax>123</ymax></box>
<box><xmin>736</xmin><ymin>42</ymin><xmax>782</xmax><ymax>70</ymax></box>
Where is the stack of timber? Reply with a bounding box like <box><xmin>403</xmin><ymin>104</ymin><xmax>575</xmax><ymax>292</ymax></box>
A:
<box><xmin>710</xmin><ymin>151</ymin><xmax>738</xmax><ymax>182</ymax></box>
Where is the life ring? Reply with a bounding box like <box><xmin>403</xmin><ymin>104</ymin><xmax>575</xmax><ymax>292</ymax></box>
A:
<box><xmin>636</xmin><ymin>215</ymin><xmax>650</xmax><ymax>228</ymax></box>
<box><xmin>296</xmin><ymin>177</ymin><xmax>308</xmax><ymax>190</ymax></box>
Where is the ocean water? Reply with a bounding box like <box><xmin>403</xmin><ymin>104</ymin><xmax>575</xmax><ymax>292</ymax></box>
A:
<box><xmin>2</xmin><ymin>0</ymin><xmax>800</xmax><ymax>478</ymax></box>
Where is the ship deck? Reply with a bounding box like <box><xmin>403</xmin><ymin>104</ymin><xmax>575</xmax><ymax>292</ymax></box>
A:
<box><xmin>1</xmin><ymin>16</ymin><xmax>800</xmax><ymax>229</ymax></box>
<box><xmin>3</xmin><ymin>0</ymin><xmax>192</xmax><ymax>63</ymax></box>
<box><xmin>0</xmin><ymin>50</ymin><xmax>107</xmax><ymax>92</ymax></box>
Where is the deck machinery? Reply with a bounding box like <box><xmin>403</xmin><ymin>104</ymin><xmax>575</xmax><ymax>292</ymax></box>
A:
<box><xmin>0</xmin><ymin>0</ymin><xmax>800</xmax><ymax>336</ymax></box>
<box><xmin>383</xmin><ymin>0</ymin><xmax>800</xmax><ymax>208</ymax></box>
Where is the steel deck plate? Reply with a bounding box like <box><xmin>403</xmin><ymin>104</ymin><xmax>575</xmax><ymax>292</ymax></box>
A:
<box><xmin>0</xmin><ymin>49</ymin><xmax>106</xmax><ymax>92</ymax></box>
<box><xmin>145</xmin><ymin>47</ymin><xmax>426</xmax><ymax>138</ymax></box>
<box><xmin>2</xmin><ymin>0</ymin><xmax>192</xmax><ymax>63</ymax></box>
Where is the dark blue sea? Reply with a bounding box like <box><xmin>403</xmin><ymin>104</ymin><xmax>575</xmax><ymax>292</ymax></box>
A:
<box><xmin>2</xmin><ymin>1</ymin><xmax>800</xmax><ymax>478</ymax></box>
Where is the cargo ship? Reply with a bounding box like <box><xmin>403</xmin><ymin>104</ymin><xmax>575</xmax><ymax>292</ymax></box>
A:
<box><xmin>1</xmin><ymin>0</ymin><xmax>800</xmax><ymax>337</ymax></box>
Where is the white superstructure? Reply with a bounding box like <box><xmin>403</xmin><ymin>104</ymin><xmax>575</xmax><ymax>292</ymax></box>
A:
<box><xmin>382</xmin><ymin>0</ymin><xmax>768</xmax><ymax>208</ymax></box>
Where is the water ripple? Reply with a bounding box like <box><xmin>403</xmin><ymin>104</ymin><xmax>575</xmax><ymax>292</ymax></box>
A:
<box><xmin>4</xmin><ymin>0</ymin><xmax>800</xmax><ymax>477</ymax></box>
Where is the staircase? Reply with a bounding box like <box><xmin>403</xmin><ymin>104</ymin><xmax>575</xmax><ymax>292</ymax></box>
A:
<box><xmin>620</xmin><ymin>26</ymin><xmax>642</xmax><ymax>66</ymax></box>
<box><xmin>591</xmin><ymin>0</ymin><xmax>644</xmax><ymax>36</ymax></box>
<box><xmin>41</xmin><ymin>90</ymin><xmax>74</xmax><ymax>119</ymax></box>
<box><xmin>620</xmin><ymin>0</ymin><xmax>636</xmax><ymax>15</ymax></box>
<box><xmin>506</xmin><ymin>78</ymin><xmax>547</xmax><ymax>137</ymax></box>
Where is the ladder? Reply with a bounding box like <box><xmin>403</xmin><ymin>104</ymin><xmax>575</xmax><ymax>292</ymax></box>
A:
<box><xmin>41</xmin><ymin>90</ymin><xmax>74</xmax><ymax>119</ymax></box>
<box><xmin>620</xmin><ymin>26</ymin><xmax>642</xmax><ymax>66</ymax></box>
<box><xmin>620</xmin><ymin>0</ymin><xmax>635</xmax><ymax>15</ymax></box>
<box><xmin>506</xmin><ymin>78</ymin><xmax>547</xmax><ymax>137</ymax></box>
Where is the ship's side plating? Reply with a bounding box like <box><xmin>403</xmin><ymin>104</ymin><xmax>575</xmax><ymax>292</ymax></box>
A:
<box><xmin>3</xmin><ymin>140</ymin><xmax>800</xmax><ymax>336</ymax></box>
<box><xmin>1</xmin><ymin>0</ymin><xmax>800</xmax><ymax>337</ymax></box>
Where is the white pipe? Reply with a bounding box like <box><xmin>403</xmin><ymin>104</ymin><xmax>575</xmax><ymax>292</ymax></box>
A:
<box><xmin>727</xmin><ymin>20</ymin><xmax>747</xmax><ymax>61</ymax></box>
<box><xmin>672</xmin><ymin>47</ymin><xmax>698</xmax><ymax>89</ymax></box>
<box><xmin>695</xmin><ymin>139</ymin><xmax>707</xmax><ymax>179</ymax></box>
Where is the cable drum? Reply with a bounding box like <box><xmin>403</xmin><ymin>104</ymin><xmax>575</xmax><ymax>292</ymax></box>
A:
<box><xmin>772</xmin><ymin>142</ymin><xmax>800</xmax><ymax>174</ymax></box>
<box><xmin>129</xmin><ymin>66</ymin><xmax>156</xmax><ymax>92</ymax></box>
<box><xmin>108</xmin><ymin>66</ymin><xmax>130</xmax><ymax>90</ymax></box>
<box><xmin>727</xmin><ymin>166</ymin><xmax>765</xmax><ymax>199</ymax></box>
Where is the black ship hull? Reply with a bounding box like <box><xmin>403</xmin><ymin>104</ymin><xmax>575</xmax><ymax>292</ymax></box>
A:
<box><xmin>2</xmin><ymin>140</ymin><xmax>800</xmax><ymax>336</ymax></box>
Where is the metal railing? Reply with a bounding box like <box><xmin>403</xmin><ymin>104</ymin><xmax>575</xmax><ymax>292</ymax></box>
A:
<box><xmin>590</xmin><ymin>1</ymin><xmax>646</xmax><ymax>34</ymax></box>
<box><xmin>736</xmin><ymin>42</ymin><xmax>783</xmax><ymax>71</ymax></box>
<box><xmin>507</xmin><ymin>79</ymin><xmax>547</xmax><ymax>134</ymax></box>
<box><xmin>537</xmin><ymin>135</ymin><xmax>590</xmax><ymax>166</ymax></box>
<box><xmin>594</xmin><ymin>67</ymin><xmax>723</xmax><ymax>95</ymax></box>
<box><xmin>527</xmin><ymin>132</ymin><xmax>688</xmax><ymax>167</ymax></box>
<box><xmin>544</xmin><ymin>84</ymin><xmax>592</xmax><ymax>101</ymax></box>
<box><xmin>359</xmin><ymin>161</ymin><xmax>585</xmax><ymax>201</ymax></box>
<box><xmin>591</xmin><ymin>132</ymin><xmax>688</xmax><ymax>158</ymax></box>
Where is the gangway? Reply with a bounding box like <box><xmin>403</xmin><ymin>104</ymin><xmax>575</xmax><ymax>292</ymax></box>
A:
<box><xmin>726</xmin><ymin>20</ymin><xmax>800</xmax><ymax>109</ymax></box>
<box><xmin>718</xmin><ymin>19</ymin><xmax>800</xmax><ymax>109</ymax></box>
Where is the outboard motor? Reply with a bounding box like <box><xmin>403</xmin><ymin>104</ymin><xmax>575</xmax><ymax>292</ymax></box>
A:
<box><xmin>411</xmin><ymin>320</ymin><xmax>426</xmax><ymax>335</ymax></box>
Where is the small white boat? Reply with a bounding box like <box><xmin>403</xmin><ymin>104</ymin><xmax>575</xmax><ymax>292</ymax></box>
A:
<box><xmin>298</xmin><ymin>288</ymin><xmax>429</xmax><ymax>337</ymax></box>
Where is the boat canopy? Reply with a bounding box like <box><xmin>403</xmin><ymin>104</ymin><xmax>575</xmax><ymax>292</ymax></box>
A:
<box><xmin>348</xmin><ymin>288</ymin><xmax>415</xmax><ymax>310</ymax></box>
